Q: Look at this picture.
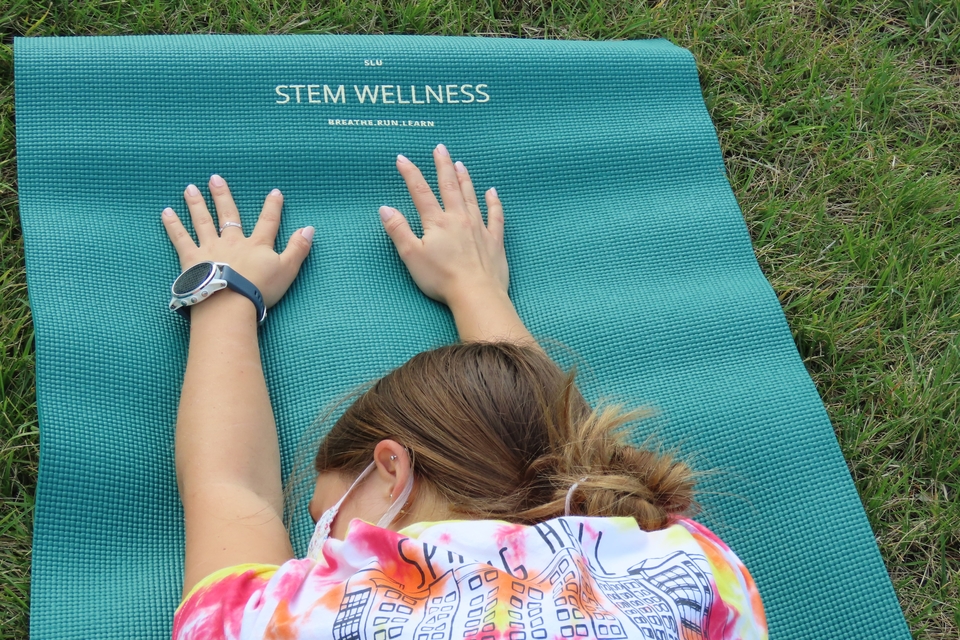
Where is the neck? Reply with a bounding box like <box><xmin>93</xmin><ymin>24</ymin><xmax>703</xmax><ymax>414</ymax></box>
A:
<box><xmin>392</xmin><ymin>484</ymin><xmax>455</xmax><ymax>530</ymax></box>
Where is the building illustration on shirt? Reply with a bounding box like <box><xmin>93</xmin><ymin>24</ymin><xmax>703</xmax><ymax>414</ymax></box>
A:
<box><xmin>329</xmin><ymin>544</ymin><xmax>714</xmax><ymax>640</ymax></box>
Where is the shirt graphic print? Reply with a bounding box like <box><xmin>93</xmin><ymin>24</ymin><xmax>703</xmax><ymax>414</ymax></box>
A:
<box><xmin>174</xmin><ymin>515</ymin><xmax>768</xmax><ymax>639</ymax></box>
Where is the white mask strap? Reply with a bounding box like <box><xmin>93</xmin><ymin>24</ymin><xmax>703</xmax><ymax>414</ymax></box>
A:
<box><xmin>377</xmin><ymin>464</ymin><xmax>415</xmax><ymax>528</ymax></box>
<box><xmin>335</xmin><ymin>460</ymin><xmax>377</xmax><ymax>509</ymax></box>
<box><xmin>564</xmin><ymin>476</ymin><xmax>588</xmax><ymax>516</ymax></box>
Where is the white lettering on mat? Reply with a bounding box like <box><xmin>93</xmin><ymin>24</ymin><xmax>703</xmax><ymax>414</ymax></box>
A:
<box><xmin>274</xmin><ymin>84</ymin><xmax>490</xmax><ymax>105</ymax></box>
<box><xmin>326</xmin><ymin>119</ymin><xmax>436</xmax><ymax>127</ymax></box>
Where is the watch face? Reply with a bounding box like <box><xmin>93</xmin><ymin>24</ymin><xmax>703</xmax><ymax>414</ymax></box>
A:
<box><xmin>173</xmin><ymin>262</ymin><xmax>215</xmax><ymax>296</ymax></box>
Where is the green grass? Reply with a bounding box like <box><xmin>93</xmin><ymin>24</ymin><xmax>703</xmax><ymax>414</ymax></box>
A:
<box><xmin>1</xmin><ymin>0</ymin><xmax>958</xmax><ymax>638</ymax></box>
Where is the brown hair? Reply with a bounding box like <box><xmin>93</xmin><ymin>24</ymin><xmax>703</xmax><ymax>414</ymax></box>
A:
<box><xmin>288</xmin><ymin>341</ymin><xmax>697</xmax><ymax>531</ymax></box>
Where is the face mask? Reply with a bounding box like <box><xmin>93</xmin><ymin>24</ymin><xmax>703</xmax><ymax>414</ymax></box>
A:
<box><xmin>306</xmin><ymin>458</ymin><xmax>415</xmax><ymax>561</ymax></box>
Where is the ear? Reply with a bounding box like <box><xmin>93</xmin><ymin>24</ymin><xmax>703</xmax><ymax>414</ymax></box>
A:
<box><xmin>372</xmin><ymin>439</ymin><xmax>412</xmax><ymax>500</ymax></box>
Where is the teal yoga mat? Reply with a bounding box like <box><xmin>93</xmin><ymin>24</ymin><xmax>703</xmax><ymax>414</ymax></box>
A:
<box><xmin>15</xmin><ymin>34</ymin><xmax>909</xmax><ymax>639</ymax></box>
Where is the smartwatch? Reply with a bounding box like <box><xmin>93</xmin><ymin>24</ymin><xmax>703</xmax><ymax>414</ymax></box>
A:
<box><xmin>169</xmin><ymin>261</ymin><xmax>267</xmax><ymax>325</ymax></box>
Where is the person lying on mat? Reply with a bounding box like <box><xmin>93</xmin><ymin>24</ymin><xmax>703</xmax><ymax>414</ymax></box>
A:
<box><xmin>161</xmin><ymin>143</ymin><xmax>768</xmax><ymax>640</ymax></box>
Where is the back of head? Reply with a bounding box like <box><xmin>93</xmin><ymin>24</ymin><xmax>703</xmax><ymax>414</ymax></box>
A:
<box><xmin>314</xmin><ymin>341</ymin><xmax>697</xmax><ymax>531</ymax></box>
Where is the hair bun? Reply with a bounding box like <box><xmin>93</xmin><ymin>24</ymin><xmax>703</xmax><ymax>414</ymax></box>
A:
<box><xmin>519</xmin><ymin>397</ymin><xmax>698</xmax><ymax>531</ymax></box>
<box><xmin>562</xmin><ymin>445</ymin><xmax>696</xmax><ymax>530</ymax></box>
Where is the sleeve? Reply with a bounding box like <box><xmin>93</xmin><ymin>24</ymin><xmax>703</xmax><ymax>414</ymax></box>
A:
<box><xmin>677</xmin><ymin>518</ymin><xmax>769</xmax><ymax>640</ymax></box>
<box><xmin>172</xmin><ymin>563</ymin><xmax>280</xmax><ymax>640</ymax></box>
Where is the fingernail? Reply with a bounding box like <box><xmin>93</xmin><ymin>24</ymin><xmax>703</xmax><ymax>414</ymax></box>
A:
<box><xmin>186</xmin><ymin>184</ymin><xmax>200</xmax><ymax>196</ymax></box>
<box><xmin>489</xmin><ymin>187</ymin><xmax>498</xmax><ymax>198</ymax></box>
<box><xmin>379</xmin><ymin>205</ymin><xmax>396</xmax><ymax>221</ymax></box>
<box><xmin>210</xmin><ymin>174</ymin><xmax>225</xmax><ymax>187</ymax></box>
<box><xmin>162</xmin><ymin>207</ymin><xmax>175</xmax><ymax>217</ymax></box>
<box><xmin>436</xmin><ymin>143</ymin><xmax>449</xmax><ymax>157</ymax></box>
<box><xmin>270</xmin><ymin>188</ymin><xmax>282</xmax><ymax>197</ymax></box>
<box><xmin>454</xmin><ymin>161</ymin><xmax>466</xmax><ymax>173</ymax></box>
<box><xmin>300</xmin><ymin>226</ymin><xmax>315</xmax><ymax>242</ymax></box>
<box><xmin>397</xmin><ymin>154</ymin><xmax>409</xmax><ymax>164</ymax></box>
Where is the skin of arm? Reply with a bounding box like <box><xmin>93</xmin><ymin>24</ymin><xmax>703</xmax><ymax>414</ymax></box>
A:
<box><xmin>164</xmin><ymin>144</ymin><xmax>534</xmax><ymax>599</ymax></box>
<box><xmin>447</xmin><ymin>284</ymin><xmax>537</xmax><ymax>347</ymax></box>
<box><xmin>175</xmin><ymin>288</ymin><xmax>295</xmax><ymax>593</ymax></box>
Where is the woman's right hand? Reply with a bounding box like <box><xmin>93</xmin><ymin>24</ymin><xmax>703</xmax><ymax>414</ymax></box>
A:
<box><xmin>378</xmin><ymin>143</ymin><xmax>508</xmax><ymax>307</ymax></box>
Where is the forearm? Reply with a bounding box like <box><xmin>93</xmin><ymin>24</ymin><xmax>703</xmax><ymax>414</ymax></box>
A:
<box><xmin>447</xmin><ymin>284</ymin><xmax>541</xmax><ymax>352</ymax></box>
<box><xmin>174</xmin><ymin>289</ymin><xmax>284</xmax><ymax>516</ymax></box>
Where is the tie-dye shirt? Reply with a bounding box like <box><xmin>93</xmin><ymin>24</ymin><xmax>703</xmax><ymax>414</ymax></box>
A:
<box><xmin>174</xmin><ymin>516</ymin><xmax>767</xmax><ymax>639</ymax></box>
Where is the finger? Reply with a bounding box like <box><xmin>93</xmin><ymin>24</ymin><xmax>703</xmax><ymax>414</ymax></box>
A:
<box><xmin>433</xmin><ymin>143</ymin><xmax>466</xmax><ymax>213</ymax></box>
<box><xmin>395</xmin><ymin>154</ymin><xmax>444</xmax><ymax>229</ymax></box>
<box><xmin>184</xmin><ymin>183</ymin><xmax>218</xmax><ymax>245</ymax></box>
<box><xmin>278</xmin><ymin>226</ymin><xmax>315</xmax><ymax>282</ymax></box>
<box><xmin>378</xmin><ymin>206</ymin><xmax>422</xmax><ymax>260</ymax></box>
<box><xmin>251</xmin><ymin>188</ymin><xmax>284</xmax><ymax>246</ymax></box>
<box><xmin>485</xmin><ymin>188</ymin><xmax>504</xmax><ymax>245</ymax></box>
<box><xmin>208</xmin><ymin>174</ymin><xmax>243</xmax><ymax>238</ymax></box>
<box><xmin>453</xmin><ymin>160</ymin><xmax>484</xmax><ymax>226</ymax></box>
<box><xmin>161</xmin><ymin>207</ymin><xmax>199</xmax><ymax>255</ymax></box>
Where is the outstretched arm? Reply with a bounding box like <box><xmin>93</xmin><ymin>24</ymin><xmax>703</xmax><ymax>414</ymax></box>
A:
<box><xmin>379</xmin><ymin>144</ymin><xmax>541</xmax><ymax>351</ymax></box>
<box><xmin>162</xmin><ymin>177</ymin><xmax>313</xmax><ymax>599</ymax></box>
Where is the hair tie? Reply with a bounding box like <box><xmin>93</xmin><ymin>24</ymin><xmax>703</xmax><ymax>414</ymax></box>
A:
<box><xmin>564</xmin><ymin>477</ymin><xmax>588</xmax><ymax>516</ymax></box>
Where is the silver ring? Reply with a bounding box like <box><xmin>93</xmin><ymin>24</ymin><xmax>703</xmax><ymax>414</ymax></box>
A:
<box><xmin>219</xmin><ymin>221</ymin><xmax>243</xmax><ymax>234</ymax></box>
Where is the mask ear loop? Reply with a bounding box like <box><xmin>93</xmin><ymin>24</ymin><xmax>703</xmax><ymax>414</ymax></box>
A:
<box><xmin>333</xmin><ymin>461</ymin><xmax>378</xmax><ymax>512</ymax></box>
<box><xmin>306</xmin><ymin>461</ymin><xmax>377</xmax><ymax>560</ymax></box>
<box><xmin>377</xmin><ymin>463</ymin><xmax>416</xmax><ymax>528</ymax></box>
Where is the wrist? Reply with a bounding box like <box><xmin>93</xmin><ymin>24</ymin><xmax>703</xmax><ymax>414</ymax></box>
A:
<box><xmin>172</xmin><ymin>261</ymin><xmax>267</xmax><ymax>327</ymax></box>
<box><xmin>189</xmin><ymin>288</ymin><xmax>259</xmax><ymax>327</ymax></box>
<box><xmin>444</xmin><ymin>283</ymin><xmax>536</xmax><ymax>347</ymax></box>
<box><xmin>445</xmin><ymin>281</ymin><xmax>511</xmax><ymax>317</ymax></box>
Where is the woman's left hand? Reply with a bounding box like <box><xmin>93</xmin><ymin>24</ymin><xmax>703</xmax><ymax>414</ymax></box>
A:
<box><xmin>161</xmin><ymin>174</ymin><xmax>315</xmax><ymax>309</ymax></box>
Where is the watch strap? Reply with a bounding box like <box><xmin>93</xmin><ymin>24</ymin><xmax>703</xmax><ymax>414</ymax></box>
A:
<box><xmin>220</xmin><ymin>265</ymin><xmax>267</xmax><ymax>325</ymax></box>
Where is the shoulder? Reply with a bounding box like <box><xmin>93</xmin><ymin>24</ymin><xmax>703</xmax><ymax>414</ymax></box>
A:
<box><xmin>172</xmin><ymin>559</ymin><xmax>310</xmax><ymax>640</ymax></box>
<box><xmin>671</xmin><ymin>516</ymin><xmax>755</xmax><ymax>580</ymax></box>
<box><xmin>172</xmin><ymin>521</ymin><xmax>418</xmax><ymax>640</ymax></box>
<box><xmin>671</xmin><ymin>517</ymin><xmax>769</xmax><ymax>639</ymax></box>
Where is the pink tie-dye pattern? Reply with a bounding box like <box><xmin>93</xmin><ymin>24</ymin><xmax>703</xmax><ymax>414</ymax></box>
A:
<box><xmin>705</xmin><ymin>584</ymin><xmax>740</xmax><ymax>639</ymax></box>
<box><xmin>173</xmin><ymin>567</ymin><xmax>274</xmax><ymax>639</ymax></box>
<box><xmin>677</xmin><ymin>517</ymin><xmax>766</xmax><ymax>638</ymax></box>
<box><xmin>680</xmin><ymin>516</ymin><xmax>733</xmax><ymax>552</ymax></box>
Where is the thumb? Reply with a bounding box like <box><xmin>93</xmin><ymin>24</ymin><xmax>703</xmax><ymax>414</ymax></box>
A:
<box><xmin>279</xmin><ymin>225</ymin><xmax>314</xmax><ymax>278</ymax></box>
<box><xmin>379</xmin><ymin>206</ymin><xmax>421</xmax><ymax>259</ymax></box>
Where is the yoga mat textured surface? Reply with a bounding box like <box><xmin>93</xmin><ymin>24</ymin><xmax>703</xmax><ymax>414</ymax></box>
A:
<box><xmin>15</xmin><ymin>34</ymin><xmax>909</xmax><ymax>639</ymax></box>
